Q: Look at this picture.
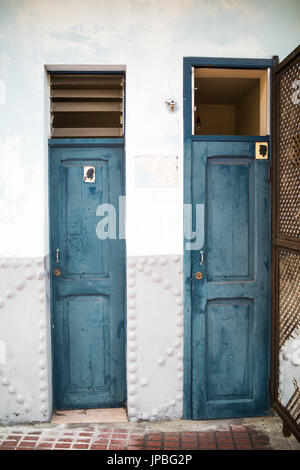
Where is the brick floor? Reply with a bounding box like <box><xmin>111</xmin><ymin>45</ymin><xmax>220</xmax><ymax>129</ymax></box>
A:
<box><xmin>0</xmin><ymin>424</ymin><xmax>275</xmax><ymax>450</ymax></box>
<box><xmin>0</xmin><ymin>416</ymin><xmax>299</xmax><ymax>451</ymax></box>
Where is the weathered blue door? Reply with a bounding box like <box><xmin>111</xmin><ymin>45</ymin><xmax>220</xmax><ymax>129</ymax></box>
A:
<box><xmin>190</xmin><ymin>139</ymin><xmax>270</xmax><ymax>419</ymax></box>
<box><xmin>49</xmin><ymin>141</ymin><xmax>126</xmax><ymax>410</ymax></box>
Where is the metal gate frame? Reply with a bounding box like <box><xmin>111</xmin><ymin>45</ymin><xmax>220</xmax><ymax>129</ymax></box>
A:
<box><xmin>271</xmin><ymin>45</ymin><xmax>300</xmax><ymax>441</ymax></box>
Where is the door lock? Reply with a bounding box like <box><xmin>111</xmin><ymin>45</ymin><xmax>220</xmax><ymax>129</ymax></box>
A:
<box><xmin>195</xmin><ymin>272</ymin><xmax>203</xmax><ymax>280</ymax></box>
<box><xmin>53</xmin><ymin>268</ymin><xmax>61</xmax><ymax>277</ymax></box>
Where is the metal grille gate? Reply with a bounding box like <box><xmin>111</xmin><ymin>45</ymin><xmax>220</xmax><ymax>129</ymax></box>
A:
<box><xmin>271</xmin><ymin>45</ymin><xmax>300</xmax><ymax>440</ymax></box>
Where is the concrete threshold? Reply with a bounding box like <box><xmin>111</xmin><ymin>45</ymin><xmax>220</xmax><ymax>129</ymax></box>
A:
<box><xmin>50</xmin><ymin>407</ymin><xmax>128</xmax><ymax>425</ymax></box>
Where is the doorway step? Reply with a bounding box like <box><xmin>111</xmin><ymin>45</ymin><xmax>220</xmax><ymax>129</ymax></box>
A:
<box><xmin>50</xmin><ymin>408</ymin><xmax>128</xmax><ymax>425</ymax></box>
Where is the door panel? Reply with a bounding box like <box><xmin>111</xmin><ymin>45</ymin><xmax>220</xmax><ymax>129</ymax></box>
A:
<box><xmin>191</xmin><ymin>140</ymin><xmax>270</xmax><ymax>419</ymax></box>
<box><xmin>62</xmin><ymin>160</ymin><xmax>109</xmax><ymax>277</ymax></box>
<box><xmin>206</xmin><ymin>298</ymin><xmax>253</xmax><ymax>402</ymax></box>
<box><xmin>206</xmin><ymin>156</ymin><xmax>254</xmax><ymax>281</ymax></box>
<box><xmin>64</xmin><ymin>295</ymin><xmax>109</xmax><ymax>391</ymax></box>
<box><xmin>50</xmin><ymin>144</ymin><xmax>125</xmax><ymax>410</ymax></box>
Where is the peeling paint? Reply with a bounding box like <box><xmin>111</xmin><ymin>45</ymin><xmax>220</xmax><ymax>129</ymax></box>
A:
<box><xmin>0</xmin><ymin>81</ymin><xmax>5</xmax><ymax>104</ymax></box>
<box><xmin>50</xmin><ymin>29</ymin><xmax>89</xmax><ymax>43</ymax></box>
<box><xmin>0</xmin><ymin>340</ymin><xmax>6</xmax><ymax>365</ymax></box>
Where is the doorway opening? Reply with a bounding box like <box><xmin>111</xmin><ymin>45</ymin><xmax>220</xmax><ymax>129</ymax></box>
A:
<box><xmin>47</xmin><ymin>68</ymin><xmax>127</xmax><ymax>417</ymax></box>
<box><xmin>184</xmin><ymin>57</ymin><xmax>274</xmax><ymax>421</ymax></box>
<box><xmin>192</xmin><ymin>68</ymin><xmax>269</xmax><ymax>136</ymax></box>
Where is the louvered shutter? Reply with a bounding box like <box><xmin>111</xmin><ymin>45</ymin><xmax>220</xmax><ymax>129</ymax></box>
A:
<box><xmin>50</xmin><ymin>74</ymin><xmax>124</xmax><ymax>137</ymax></box>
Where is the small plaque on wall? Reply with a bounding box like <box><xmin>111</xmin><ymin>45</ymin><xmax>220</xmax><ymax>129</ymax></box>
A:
<box><xmin>135</xmin><ymin>156</ymin><xmax>178</xmax><ymax>188</ymax></box>
<box><xmin>83</xmin><ymin>166</ymin><xmax>95</xmax><ymax>183</ymax></box>
<box><xmin>255</xmin><ymin>142</ymin><xmax>268</xmax><ymax>160</ymax></box>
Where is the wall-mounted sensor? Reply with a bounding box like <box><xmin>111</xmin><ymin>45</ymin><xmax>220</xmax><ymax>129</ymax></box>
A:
<box><xmin>165</xmin><ymin>99</ymin><xmax>176</xmax><ymax>112</ymax></box>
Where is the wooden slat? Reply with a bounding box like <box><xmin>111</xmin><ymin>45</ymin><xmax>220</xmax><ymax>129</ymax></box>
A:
<box><xmin>273</xmin><ymin>238</ymin><xmax>300</xmax><ymax>251</ymax></box>
<box><xmin>51</xmin><ymin>73</ymin><xmax>123</xmax><ymax>80</ymax></box>
<box><xmin>51</xmin><ymin>89</ymin><xmax>123</xmax><ymax>98</ymax></box>
<box><xmin>52</xmin><ymin>102</ymin><xmax>122</xmax><ymax>112</ymax></box>
<box><xmin>51</xmin><ymin>76</ymin><xmax>123</xmax><ymax>88</ymax></box>
<box><xmin>52</xmin><ymin>83</ymin><xmax>123</xmax><ymax>90</ymax></box>
<box><xmin>52</xmin><ymin>127</ymin><xmax>123</xmax><ymax>137</ymax></box>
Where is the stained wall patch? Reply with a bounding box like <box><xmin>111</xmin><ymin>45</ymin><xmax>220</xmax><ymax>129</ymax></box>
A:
<box><xmin>135</xmin><ymin>156</ymin><xmax>178</xmax><ymax>188</ymax></box>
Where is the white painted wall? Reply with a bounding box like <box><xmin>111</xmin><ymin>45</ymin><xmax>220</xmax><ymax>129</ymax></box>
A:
<box><xmin>0</xmin><ymin>0</ymin><xmax>299</xmax><ymax>257</ymax></box>
<box><xmin>0</xmin><ymin>0</ymin><xmax>299</xmax><ymax>423</ymax></box>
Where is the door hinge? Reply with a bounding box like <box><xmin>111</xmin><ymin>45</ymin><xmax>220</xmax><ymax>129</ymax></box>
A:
<box><xmin>268</xmin><ymin>164</ymin><xmax>272</xmax><ymax>183</ymax></box>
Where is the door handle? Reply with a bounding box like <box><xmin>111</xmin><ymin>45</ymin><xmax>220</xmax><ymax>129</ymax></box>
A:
<box><xmin>56</xmin><ymin>248</ymin><xmax>60</xmax><ymax>263</ymax></box>
<box><xmin>200</xmin><ymin>250</ymin><xmax>204</xmax><ymax>265</ymax></box>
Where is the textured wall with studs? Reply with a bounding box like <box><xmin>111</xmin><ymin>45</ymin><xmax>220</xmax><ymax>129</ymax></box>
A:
<box><xmin>126</xmin><ymin>255</ymin><xmax>184</xmax><ymax>421</ymax></box>
<box><xmin>0</xmin><ymin>257</ymin><xmax>52</xmax><ymax>424</ymax></box>
<box><xmin>1</xmin><ymin>253</ymin><xmax>298</xmax><ymax>424</ymax></box>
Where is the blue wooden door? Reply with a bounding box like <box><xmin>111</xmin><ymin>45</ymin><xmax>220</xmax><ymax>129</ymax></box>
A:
<box><xmin>191</xmin><ymin>139</ymin><xmax>270</xmax><ymax>419</ymax></box>
<box><xmin>49</xmin><ymin>141</ymin><xmax>126</xmax><ymax>410</ymax></box>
